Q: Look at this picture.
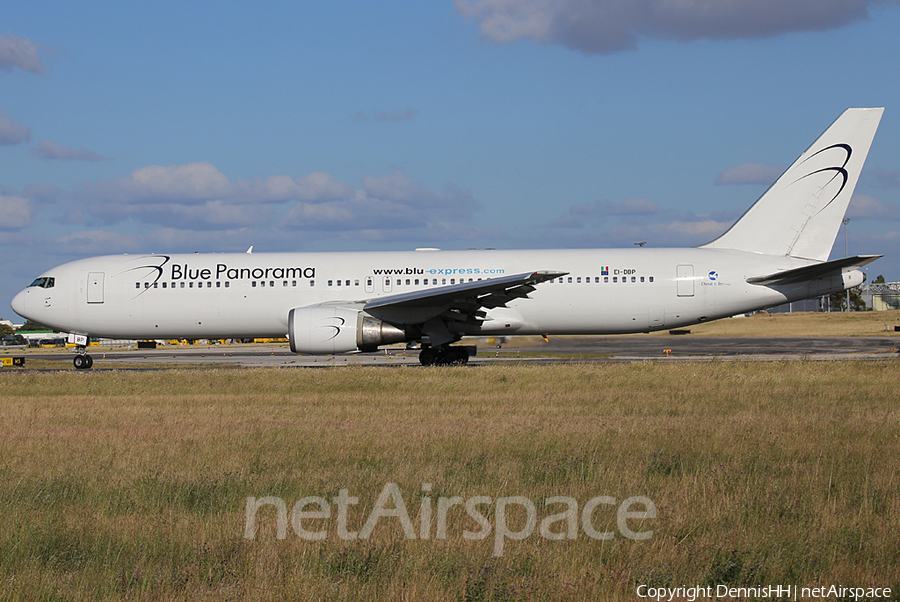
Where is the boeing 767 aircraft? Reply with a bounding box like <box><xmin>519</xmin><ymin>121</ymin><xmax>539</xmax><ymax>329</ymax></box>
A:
<box><xmin>11</xmin><ymin>108</ymin><xmax>884</xmax><ymax>368</ymax></box>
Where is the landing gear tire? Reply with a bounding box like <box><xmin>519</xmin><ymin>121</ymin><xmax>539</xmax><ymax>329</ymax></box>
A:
<box><xmin>444</xmin><ymin>346</ymin><xmax>469</xmax><ymax>365</ymax></box>
<box><xmin>73</xmin><ymin>354</ymin><xmax>93</xmax><ymax>370</ymax></box>
<box><xmin>419</xmin><ymin>347</ymin><xmax>438</xmax><ymax>366</ymax></box>
<box><xmin>419</xmin><ymin>346</ymin><xmax>469</xmax><ymax>366</ymax></box>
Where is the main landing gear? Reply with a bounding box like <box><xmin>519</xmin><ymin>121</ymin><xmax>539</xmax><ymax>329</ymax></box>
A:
<box><xmin>418</xmin><ymin>345</ymin><xmax>470</xmax><ymax>366</ymax></box>
<box><xmin>73</xmin><ymin>346</ymin><xmax>93</xmax><ymax>370</ymax></box>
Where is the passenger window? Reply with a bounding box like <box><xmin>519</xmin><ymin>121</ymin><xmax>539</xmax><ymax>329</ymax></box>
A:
<box><xmin>225</xmin><ymin>282</ymin><xmax>230</xmax><ymax>288</ymax></box>
<box><xmin>649</xmin><ymin>276</ymin><xmax>654</xmax><ymax>282</ymax></box>
<box><xmin>253</xmin><ymin>281</ymin><xmax>257</xmax><ymax>287</ymax></box>
<box><xmin>336</xmin><ymin>280</ymin><xmax>341</xmax><ymax>286</ymax></box>
<box><xmin>631</xmin><ymin>276</ymin><xmax>636</xmax><ymax>282</ymax></box>
<box><xmin>567</xmin><ymin>277</ymin><xmax>572</xmax><ymax>283</ymax></box>
<box><xmin>414</xmin><ymin>279</ymin><xmax>419</xmax><ymax>285</ymax></box>
<box><xmin>310</xmin><ymin>280</ymin><xmax>315</xmax><ymax>287</ymax></box>
<box><xmin>181</xmin><ymin>282</ymin><xmax>185</xmax><ymax>288</ymax></box>
<box><xmin>640</xmin><ymin>276</ymin><xmax>644</xmax><ymax>282</ymax></box>
<box><xmin>577</xmin><ymin>277</ymin><xmax>581</xmax><ymax>283</ymax></box>
<box><xmin>613</xmin><ymin>277</ymin><xmax>617</xmax><ymax>283</ymax></box>
<box><xmin>163</xmin><ymin>282</ymin><xmax>167</xmax><ymax>288</ymax></box>
<box><xmin>135</xmin><ymin>283</ymin><xmax>140</xmax><ymax>289</ymax></box>
<box><xmin>328</xmin><ymin>280</ymin><xmax>333</xmax><ymax>286</ymax></box>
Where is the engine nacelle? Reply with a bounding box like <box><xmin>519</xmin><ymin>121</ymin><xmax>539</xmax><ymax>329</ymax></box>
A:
<box><xmin>288</xmin><ymin>306</ymin><xmax>407</xmax><ymax>354</ymax></box>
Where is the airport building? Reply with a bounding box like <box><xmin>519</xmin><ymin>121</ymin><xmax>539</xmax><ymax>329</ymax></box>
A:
<box><xmin>859</xmin><ymin>282</ymin><xmax>900</xmax><ymax>311</ymax></box>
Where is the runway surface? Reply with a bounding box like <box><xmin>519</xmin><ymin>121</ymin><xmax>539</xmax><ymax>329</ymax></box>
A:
<box><xmin>8</xmin><ymin>335</ymin><xmax>899</xmax><ymax>369</ymax></box>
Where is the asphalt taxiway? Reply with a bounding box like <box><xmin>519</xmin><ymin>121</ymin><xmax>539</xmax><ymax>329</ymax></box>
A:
<box><xmin>8</xmin><ymin>335</ymin><xmax>899</xmax><ymax>369</ymax></box>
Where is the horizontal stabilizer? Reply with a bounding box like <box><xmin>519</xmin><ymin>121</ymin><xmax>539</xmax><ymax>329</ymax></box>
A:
<box><xmin>746</xmin><ymin>255</ymin><xmax>881</xmax><ymax>286</ymax></box>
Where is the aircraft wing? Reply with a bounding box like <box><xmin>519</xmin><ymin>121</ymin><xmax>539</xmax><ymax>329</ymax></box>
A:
<box><xmin>746</xmin><ymin>255</ymin><xmax>881</xmax><ymax>286</ymax></box>
<box><xmin>363</xmin><ymin>271</ymin><xmax>566</xmax><ymax>345</ymax></box>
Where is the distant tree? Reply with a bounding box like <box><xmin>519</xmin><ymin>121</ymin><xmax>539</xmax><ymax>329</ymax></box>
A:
<box><xmin>18</xmin><ymin>319</ymin><xmax>51</xmax><ymax>332</ymax></box>
<box><xmin>0</xmin><ymin>324</ymin><xmax>13</xmax><ymax>336</ymax></box>
<box><xmin>874</xmin><ymin>274</ymin><xmax>886</xmax><ymax>284</ymax></box>
<box><xmin>829</xmin><ymin>289</ymin><xmax>866</xmax><ymax>312</ymax></box>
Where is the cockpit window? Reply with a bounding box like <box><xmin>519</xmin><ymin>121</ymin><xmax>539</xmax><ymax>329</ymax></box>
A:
<box><xmin>29</xmin><ymin>277</ymin><xmax>55</xmax><ymax>289</ymax></box>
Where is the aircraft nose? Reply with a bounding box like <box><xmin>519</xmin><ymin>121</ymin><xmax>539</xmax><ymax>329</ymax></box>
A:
<box><xmin>11</xmin><ymin>289</ymin><xmax>28</xmax><ymax>318</ymax></box>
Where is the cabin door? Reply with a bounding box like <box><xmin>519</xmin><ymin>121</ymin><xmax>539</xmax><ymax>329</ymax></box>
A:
<box><xmin>87</xmin><ymin>272</ymin><xmax>105</xmax><ymax>304</ymax></box>
<box><xmin>676</xmin><ymin>265</ymin><xmax>694</xmax><ymax>297</ymax></box>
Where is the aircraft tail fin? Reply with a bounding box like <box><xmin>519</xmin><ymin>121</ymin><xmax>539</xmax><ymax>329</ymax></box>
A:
<box><xmin>701</xmin><ymin>108</ymin><xmax>883</xmax><ymax>261</ymax></box>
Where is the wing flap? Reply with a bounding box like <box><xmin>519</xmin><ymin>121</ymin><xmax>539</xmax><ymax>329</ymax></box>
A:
<box><xmin>363</xmin><ymin>271</ymin><xmax>565</xmax><ymax>325</ymax></box>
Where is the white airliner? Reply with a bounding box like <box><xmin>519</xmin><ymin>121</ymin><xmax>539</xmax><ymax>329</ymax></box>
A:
<box><xmin>11</xmin><ymin>108</ymin><xmax>884</xmax><ymax>368</ymax></box>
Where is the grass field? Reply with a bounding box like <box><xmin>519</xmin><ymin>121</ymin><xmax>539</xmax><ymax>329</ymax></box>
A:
<box><xmin>1</xmin><ymin>362</ymin><xmax>898</xmax><ymax>601</ymax></box>
<box><xmin>664</xmin><ymin>309</ymin><xmax>900</xmax><ymax>338</ymax></box>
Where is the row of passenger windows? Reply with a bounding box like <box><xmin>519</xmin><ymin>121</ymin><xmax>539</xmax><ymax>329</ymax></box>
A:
<box><xmin>135</xmin><ymin>275</ymin><xmax>657</xmax><ymax>290</ymax></box>
<box><xmin>136</xmin><ymin>281</ymin><xmax>315</xmax><ymax>289</ymax></box>
<box><xmin>558</xmin><ymin>276</ymin><xmax>655</xmax><ymax>283</ymax></box>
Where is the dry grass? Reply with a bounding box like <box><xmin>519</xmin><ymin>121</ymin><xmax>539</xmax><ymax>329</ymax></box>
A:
<box><xmin>1</xmin><ymin>363</ymin><xmax>898</xmax><ymax>601</ymax></box>
<box><xmin>657</xmin><ymin>309</ymin><xmax>900</xmax><ymax>338</ymax></box>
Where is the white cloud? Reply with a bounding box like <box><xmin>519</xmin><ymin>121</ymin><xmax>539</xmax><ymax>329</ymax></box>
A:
<box><xmin>251</xmin><ymin>171</ymin><xmax>355</xmax><ymax>202</ymax></box>
<box><xmin>74</xmin><ymin>163</ymin><xmax>481</xmax><ymax>235</ymax></box>
<box><xmin>549</xmin><ymin>197</ymin><xmax>663</xmax><ymax>227</ymax></box>
<box><xmin>715</xmin><ymin>162</ymin><xmax>784</xmax><ymax>185</ymax></box>
<box><xmin>55</xmin><ymin>230</ymin><xmax>143</xmax><ymax>254</ymax></box>
<box><xmin>283</xmin><ymin>173</ymin><xmax>480</xmax><ymax>232</ymax></box>
<box><xmin>84</xmin><ymin>162</ymin><xmax>231</xmax><ymax>204</ymax></box>
<box><xmin>31</xmin><ymin>139</ymin><xmax>105</xmax><ymax>161</ymax></box>
<box><xmin>0</xmin><ymin>195</ymin><xmax>32</xmax><ymax>229</ymax></box>
<box><xmin>0</xmin><ymin>32</ymin><xmax>46</xmax><ymax>74</ymax></box>
<box><xmin>871</xmin><ymin>168</ymin><xmax>900</xmax><ymax>189</ymax></box>
<box><xmin>0</xmin><ymin>108</ymin><xmax>31</xmax><ymax>145</ymax></box>
<box><xmin>847</xmin><ymin>193</ymin><xmax>898</xmax><ymax>220</ymax></box>
<box><xmin>456</xmin><ymin>0</ymin><xmax>885</xmax><ymax>54</ymax></box>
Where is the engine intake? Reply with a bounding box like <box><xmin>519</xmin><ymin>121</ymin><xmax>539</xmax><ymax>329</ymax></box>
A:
<box><xmin>289</xmin><ymin>306</ymin><xmax>407</xmax><ymax>354</ymax></box>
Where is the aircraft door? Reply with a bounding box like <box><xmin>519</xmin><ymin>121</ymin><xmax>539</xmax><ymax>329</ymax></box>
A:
<box><xmin>381</xmin><ymin>276</ymin><xmax>392</xmax><ymax>293</ymax></box>
<box><xmin>365</xmin><ymin>277</ymin><xmax>374</xmax><ymax>293</ymax></box>
<box><xmin>87</xmin><ymin>272</ymin><xmax>105</xmax><ymax>304</ymax></box>
<box><xmin>676</xmin><ymin>265</ymin><xmax>694</xmax><ymax>297</ymax></box>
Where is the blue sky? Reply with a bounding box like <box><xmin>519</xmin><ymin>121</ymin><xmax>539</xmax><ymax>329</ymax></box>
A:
<box><xmin>3</xmin><ymin>0</ymin><xmax>900</xmax><ymax>320</ymax></box>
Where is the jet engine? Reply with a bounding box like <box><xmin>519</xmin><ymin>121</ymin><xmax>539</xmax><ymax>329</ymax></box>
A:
<box><xmin>288</xmin><ymin>306</ymin><xmax>407</xmax><ymax>354</ymax></box>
